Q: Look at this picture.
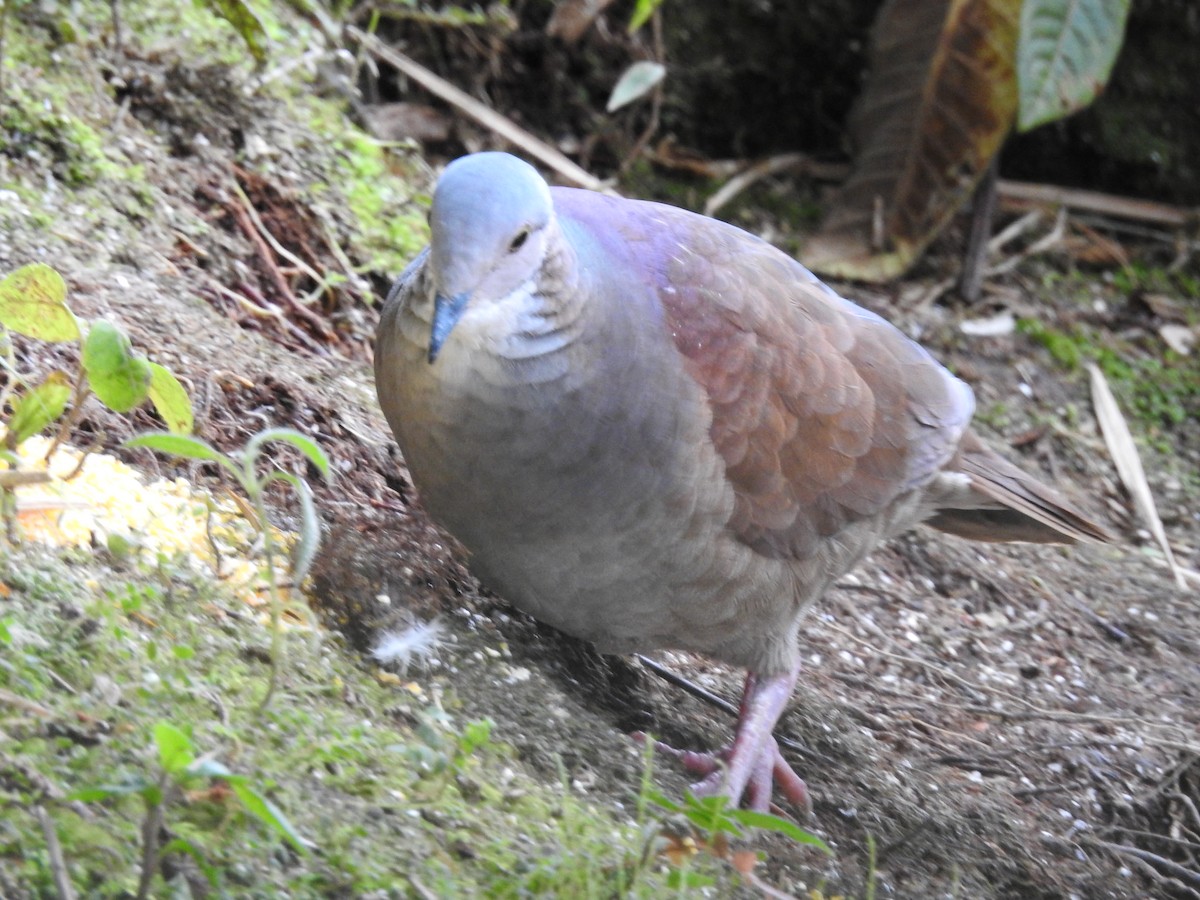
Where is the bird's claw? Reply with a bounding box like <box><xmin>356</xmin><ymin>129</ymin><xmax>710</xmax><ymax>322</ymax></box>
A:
<box><xmin>632</xmin><ymin>732</ymin><xmax>810</xmax><ymax>815</ymax></box>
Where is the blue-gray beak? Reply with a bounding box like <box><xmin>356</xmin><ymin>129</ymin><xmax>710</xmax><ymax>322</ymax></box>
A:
<box><xmin>429</xmin><ymin>291</ymin><xmax>470</xmax><ymax>363</ymax></box>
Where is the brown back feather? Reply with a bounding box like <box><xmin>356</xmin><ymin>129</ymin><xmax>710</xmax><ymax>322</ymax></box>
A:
<box><xmin>646</xmin><ymin>205</ymin><xmax>975</xmax><ymax>560</ymax></box>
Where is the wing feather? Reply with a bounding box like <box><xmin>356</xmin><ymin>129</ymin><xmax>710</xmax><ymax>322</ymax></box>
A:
<box><xmin>641</xmin><ymin>203</ymin><xmax>975</xmax><ymax>559</ymax></box>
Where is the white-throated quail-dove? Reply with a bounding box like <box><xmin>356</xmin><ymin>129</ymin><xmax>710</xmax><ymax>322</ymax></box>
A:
<box><xmin>374</xmin><ymin>152</ymin><xmax>1111</xmax><ymax>813</ymax></box>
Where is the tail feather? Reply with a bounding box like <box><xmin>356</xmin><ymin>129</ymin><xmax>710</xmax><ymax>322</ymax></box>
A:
<box><xmin>925</xmin><ymin>431</ymin><xmax>1114</xmax><ymax>545</ymax></box>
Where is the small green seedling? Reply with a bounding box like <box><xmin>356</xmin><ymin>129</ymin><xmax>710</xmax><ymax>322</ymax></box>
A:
<box><xmin>71</xmin><ymin>721</ymin><xmax>310</xmax><ymax>899</ymax></box>
<box><xmin>0</xmin><ymin>263</ymin><xmax>194</xmax><ymax>537</ymax></box>
<box><xmin>124</xmin><ymin>427</ymin><xmax>330</xmax><ymax>712</ymax></box>
<box><xmin>647</xmin><ymin>787</ymin><xmax>831</xmax><ymax>890</ymax></box>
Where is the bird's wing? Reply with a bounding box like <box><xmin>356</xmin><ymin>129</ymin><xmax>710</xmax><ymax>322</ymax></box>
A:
<box><xmin>621</xmin><ymin>199</ymin><xmax>975</xmax><ymax>560</ymax></box>
<box><xmin>924</xmin><ymin>430</ymin><xmax>1114</xmax><ymax>544</ymax></box>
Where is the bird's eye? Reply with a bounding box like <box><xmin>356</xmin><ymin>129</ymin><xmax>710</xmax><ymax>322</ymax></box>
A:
<box><xmin>509</xmin><ymin>228</ymin><xmax>530</xmax><ymax>253</ymax></box>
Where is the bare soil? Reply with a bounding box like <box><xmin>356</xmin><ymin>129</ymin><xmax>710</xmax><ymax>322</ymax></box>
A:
<box><xmin>3</xmin><ymin>24</ymin><xmax>1198</xmax><ymax>900</ymax></box>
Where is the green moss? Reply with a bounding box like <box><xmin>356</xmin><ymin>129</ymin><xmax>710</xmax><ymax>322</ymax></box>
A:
<box><xmin>972</xmin><ymin>401</ymin><xmax>1012</xmax><ymax>431</ymax></box>
<box><xmin>301</xmin><ymin>95</ymin><xmax>430</xmax><ymax>276</ymax></box>
<box><xmin>1016</xmin><ymin>316</ymin><xmax>1200</xmax><ymax>437</ymax></box>
<box><xmin>0</xmin><ymin>85</ymin><xmax>117</xmax><ymax>186</ymax></box>
<box><xmin>1016</xmin><ymin>318</ymin><xmax>1084</xmax><ymax>370</ymax></box>
<box><xmin>1111</xmin><ymin>262</ymin><xmax>1200</xmax><ymax>304</ymax></box>
<box><xmin>0</xmin><ymin>543</ymin><xmax>731</xmax><ymax>896</ymax></box>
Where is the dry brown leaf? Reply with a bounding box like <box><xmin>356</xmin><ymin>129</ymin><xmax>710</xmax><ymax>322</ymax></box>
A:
<box><xmin>1158</xmin><ymin>324</ymin><xmax>1195</xmax><ymax>355</ymax></box>
<box><xmin>1087</xmin><ymin>363</ymin><xmax>1187</xmax><ymax>589</ymax></box>
<box><xmin>730</xmin><ymin>849</ymin><xmax>759</xmax><ymax>874</ymax></box>
<box><xmin>545</xmin><ymin>0</ymin><xmax>618</xmax><ymax>44</ymax></box>
<box><xmin>802</xmin><ymin>0</ymin><xmax>1020</xmax><ymax>282</ymax></box>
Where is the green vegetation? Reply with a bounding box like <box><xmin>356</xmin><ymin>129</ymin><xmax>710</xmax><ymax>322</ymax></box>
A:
<box><xmin>1015</xmin><ymin>266</ymin><xmax>1200</xmax><ymax>442</ymax></box>
<box><xmin>0</xmin><ymin>541</ymin><xmax>788</xmax><ymax>895</ymax></box>
<box><xmin>0</xmin><ymin>86</ymin><xmax>117</xmax><ymax>186</ymax></box>
<box><xmin>303</xmin><ymin>103</ymin><xmax>430</xmax><ymax>277</ymax></box>
<box><xmin>0</xmin><ymin>264</ymin><xmax>192</xmax><ymax>538</ymax></box>
<box><xmin>125</xmin><ymin>426</ymin><xmax>329</xmax><ymax>712</ymax></box>
<box><xmin>1016</xmin><ymin>315</ymin><xmax>1200</xmax><ymax>435</ymax></box>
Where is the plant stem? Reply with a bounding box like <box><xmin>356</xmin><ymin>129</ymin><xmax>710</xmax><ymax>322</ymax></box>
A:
<box><xmin>44</xmin><ymin>372</ymin><xmax>89</xmax><ymax>463</ymax></box>
<box><xmin>0</xmin><ymin>0</ymin><xmax>9</xmax><ymax>101</ymax></box>
<box><xmin>253</xmin><ymin>489</ymin><xmax>283</xmax><ymax>714</ymax></box>
<box><xmin>135</xmin><ymin>775</ymin><xmax>168</xmax><ymax>900</ymax></box>
<box><xmin>35</xmin><ymin>805</ymin><xmax>77</xmax><ymax>900</ymax></box>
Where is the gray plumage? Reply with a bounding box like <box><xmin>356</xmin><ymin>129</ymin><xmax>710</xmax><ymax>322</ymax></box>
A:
<box><xmin>375</xmin><ymin>152</ymin><xmax>1109</xmax><ymax>811</ymax></box>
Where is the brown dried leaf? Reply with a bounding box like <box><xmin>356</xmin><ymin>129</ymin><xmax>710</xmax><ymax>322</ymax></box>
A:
<box><xmin>1088</xmin><ymin>364</ymin><xmax>1187</xmax><ymax>590</ymax></box>
<box><xmin>545</xmin><ymin>0</ymin><xmax>618</xmax><ymax>44</ymax></box>
<box><xmin>803</xmin><ymin>0</ymin><xmax>1021</xmax><ymax>282</ymax></box>
<box><xmin>730</xmin><ymin>849</ymin><xmax>759</xmax><ymax>875</ymax></box>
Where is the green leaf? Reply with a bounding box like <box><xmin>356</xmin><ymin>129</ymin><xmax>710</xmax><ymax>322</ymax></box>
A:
<box><xmin>8</xmin><ymin>371</ymin><xmax>72</xmax><ymax>445</ymax></box>
<box><xmin>666</xmin><ymin>870</ymin><xmax>716</xmax><ymax>890</ymax></box>
<box><xmin>106</xmin><ymin>532</ymin><xmax>137</xmax><ymax>561</ymax></box>
<box><xmin>124</xmin><ymin>432</ymin><xmax>236</xmax><ymax>473</ymax></box>
<box><xmin>230</xmin><ymin>782</ymin><xmax>311</xmax><ymax>853</ymax></box>
<box><xmin>645</xmin><ymin>787</ymin><xmax>684</xmax><ymax>814</ymax></box>
<box><xmin>147</xmin><ymin>362</ymin><xmax>194</xmax><ymax>435</ymax></box>
<box><xmin>0</xmin><ymin>264</ymin><xmax>80</xmax><ymax>342</ymax></box>
<box><xmin>154</xmin><ymin>721</ymin><xmax>195</xmax><ymax>775</ymax></box>
<box><xmin>70</xmin><ymin>778</ymin><xmax>151</xmax><ymax>801</ymax></box>
<box><xmin>245</xmin><ymin>427</ymin><xmax>331</xmax><ymax>479</ymax></box>
<box><xmin>197</xmin><ymin>0</ymin><xmax>270</xmax><ymax>63</ymax></box>
<box><xmin>188</xmin><ymin>758</ymin><xmax>233</xmax><ymax>779</ymax></box>
<box><xmin>606</xmin><ymin>61</ymin><xmax>666</xmax><ymax>113</ymax></box>
<box><xmin>82</xmin><ymin>320</ymin><xmax>152</xmax><ymax>413</ymax></box>
<box><xmin>726</xmin><ymin>808</ymin><xmax>832</xmax><ymax>853</ymax></box>
<box><xmin>69</xmin><ymin>787</ymin><xmax>120</xmax><ymax>802</ymax></box>
<box><xmin>628</xmin><ymin>0</ymin><xmax>666</xmax><ymax>32</ymax></box>
<box><xmin>1017</xmin><ymin>0</ymin><xmax>1132</xmax><ymax>131</ymax></box>
<box><xmin>458</xmin><ymin>718</ymin><xmax>493</xmax><ymax>757</ymax></box>
<box><xmin>679</xmin><ymin>793</ymin><xmax>744</xmax><ymax>837</ymax></box>
<box><xmin>270</xmin><ymin>472</ymin><xmax>321</xmax><ymax>585</ymax></box>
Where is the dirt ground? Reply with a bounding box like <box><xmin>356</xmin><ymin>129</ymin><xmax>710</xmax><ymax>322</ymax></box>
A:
<box><xmin>4</xmin><ymin>19</ymin><xmax>1199</xmax><ymax>899</ymax></box>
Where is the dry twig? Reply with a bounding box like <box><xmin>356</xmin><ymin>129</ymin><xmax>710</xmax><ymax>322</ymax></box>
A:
<box><xmin>35</xmin><ymin>806</ymin><xmax>77</xmax><ymax>900</ymax></box>
<box><xmin>704</xmin><ymin>153</ymin><xmax>847</xmax><ymax>217</ymax></box>
<box><xmin>347</xmin><ymin>27</ymin><xmax>609</xmax><ymax>193</ymax></box>
<box><xmin>998</xmin><ymin>180</ymin><xmax>1193</xmax><ymax>227</ymax></box>
<box><xmin>226</xmin><ymin>191</ymin><xmax>338</xmax><ymax>348</ymax></box>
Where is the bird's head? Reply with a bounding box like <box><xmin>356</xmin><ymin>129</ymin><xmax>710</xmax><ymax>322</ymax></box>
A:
<box><xmin>426</xmin><ymin>152</ymin><xmax>553</xmax><ymax>363</ymax></box>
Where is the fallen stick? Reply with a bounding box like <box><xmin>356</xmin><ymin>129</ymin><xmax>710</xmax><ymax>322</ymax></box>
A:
<box><xmin>347</xmin><ymin>27</ymin><xmax>609</xmax><ymax>193</ymax></box>
<box><xmin>998</xmin><ymin>179</ymin><xmax>1193</xmax><ymax>228</ymax></box>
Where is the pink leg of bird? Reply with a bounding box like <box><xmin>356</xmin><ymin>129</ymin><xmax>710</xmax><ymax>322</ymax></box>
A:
<box><xmin>639</xmin><ymin>664</ymin><xmax>809</xmax><ymax>814</ymax></box>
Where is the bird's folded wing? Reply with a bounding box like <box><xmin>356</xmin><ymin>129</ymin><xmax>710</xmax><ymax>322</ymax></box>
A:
<box><xmin>622</xmin><ymin>200</ymin><xmax>975</xmax><ymax>561</ymax></box>
<box><xmin>925</xmin><ymin>430</ymin><xmax>1113</xmax><ymax>544</ymax></box>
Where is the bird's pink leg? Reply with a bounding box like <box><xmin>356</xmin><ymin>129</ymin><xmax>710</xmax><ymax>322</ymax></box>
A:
<box><xmin>636</xmin><ymin>664</ymin><xmax>808</xmax><ymax>813</ymax></box>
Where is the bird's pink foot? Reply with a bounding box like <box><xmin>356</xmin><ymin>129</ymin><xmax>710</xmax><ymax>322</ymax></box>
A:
<box><xmin>636</xmin><ymin>732</ymin><xmax>810</xmax><ymax>814</ymax></box>
<box><xmin>633</xmin><ymin>664</ymin><xmax>809</xmax><ymax>814</ymax></box>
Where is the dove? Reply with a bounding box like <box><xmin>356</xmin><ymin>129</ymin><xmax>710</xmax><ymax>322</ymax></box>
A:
<box><xmin>374</xmin><ymin>151</ymin><xmax>1110</xmax><ymax>812</ymax></box>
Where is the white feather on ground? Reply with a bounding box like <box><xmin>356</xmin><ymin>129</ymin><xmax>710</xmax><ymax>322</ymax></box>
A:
<box><xmin>371</xmin><ymin>617</ymin><xmax>445</xmax><ymax>674</ymax></box>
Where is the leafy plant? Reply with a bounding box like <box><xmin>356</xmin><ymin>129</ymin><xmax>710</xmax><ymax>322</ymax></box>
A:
<box><xmin>648</xmin><ymin>787</ymin><xmax>831</xmax><ymax>890</ymax></box>
<box><xmin>124</xmin><ymin>427</ymin><xmax>330</xmax><ymax>711</ymax></box>
<box><xmin>1017</xmin><ymin>0</ymin><xmax>1131</xmax><ymax>130</ymax></box>
<box><xmin>71</xmin><ymin>721</ymin><xmax>310</xmax><ymax>898</ymax></box>
<box><xmin>197</xmin><ymin>0</ymin><xmax>269</xmax><ymax>63</ymax></box>
<box><xmin>804</xmin><ymin>0</ymin><xmax>1132</xmax><ymax>282</ymax></box>
<box><xmin>607</xmin><ymin>60</ymin><xmax>666</xmax><ymax>113</ymax></box>
<box><xmin>0</xmin><ymin>263</ymin><xmax>193</xmax><ymax>537</ymax></box>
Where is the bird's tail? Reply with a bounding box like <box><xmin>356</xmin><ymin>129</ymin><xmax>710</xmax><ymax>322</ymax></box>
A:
<box><xmin>924</xmin><ymin>430</ymin><xmax>1114</xmax><ymax>545</ymax></box>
